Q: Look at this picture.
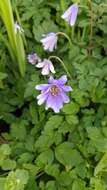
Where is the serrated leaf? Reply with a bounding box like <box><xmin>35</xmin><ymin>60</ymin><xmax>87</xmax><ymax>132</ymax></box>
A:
<box><xmin>15</xmin><ymin>169</ymin><xmax>29</xmax><ymax>185</ymax></box>
<box><xmin>45</xmin><ymin>181</ymin><xmax>56</xmax><ymax>190</ymax></box>
<box><xmin>36</xmin><ymin>149</ymin><xmax>54</xmax><ymax>167</ymax></box>
<box><xmin>2</xmin><ymin>159</ymin><xmax>16</xmax><ymax>171</ymax></box>
<box><xmin>55</xmin><ymin>142</ymin><xmax>83</xmax><ymax>167</ymax></box>
<box><xmin>58</xmin><ymin>171</ymin><xmax>72</xmax><ymax>186</ymax></box>
<box><xmin>0</xmin><ymin>72</ymin><xmax>7</xmax><ymax>80</ymax></box>
<box><xmin>45</xmin><ymin>164</ymin><xmax>60</xmax><ymax>178</ymax></box>
<box><xmin>66</xmin><ymin>115</ymin><xmax>79</xmax><ymax>125</ymax></box>
<box><xmin>62</xmin><ymin>102</ymin><xmax>79</xmax><ymax>115</ymax></box>
<box><xmin>10</xmin><ymin>120</ymin><xmax>27</xmax><ymax>140</ymax></box>
<box><xmin>44</xmin><ymin>115</ymin><xmax>63</xmax><ymax>132</ymax></box>
<box><xmin>0</xmin><ymin>178</ymin><xmax>5</xmax><ymax>190</ymax></box>
<box><xmin>94</xmin><ymin>152</ymin><xmax>107</xmax><ymax>176</ymax></box>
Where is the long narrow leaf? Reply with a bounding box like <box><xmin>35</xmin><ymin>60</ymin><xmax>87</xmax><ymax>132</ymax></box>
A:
<box><xmin>0</xmin><ymin>0</ymin><xmax>26</xmax><ymax>76</ymax></box>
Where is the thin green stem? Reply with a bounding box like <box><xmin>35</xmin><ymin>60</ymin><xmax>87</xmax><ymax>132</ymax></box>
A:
<box><xmin>48</xmin><ymin>55</ymin><xmax>71</xmax><ymax>79</ymax></box>
<box><xmin>79</xmin><ymin>5</ymin><xmax>88</xmax><ymax>9</ymax></box>
<box><xmin>60</xmin><ymin>0</ymin><xmax>65</xmax><ymax>11</ymax></box>
<box><xmin>81</xmin><ymin>26</ymin><xmax>87</xmax><ymax>42</ymax></box>
<box><xmin>71</xmin><ymin>25</ymin><xmax>75</xmax><ymax>40</ymax></box>
<box><xmin>77</xmin><ymin>28</ymin><xmax>81</xmax><ymax>41</ymax></box>
<box><xmin>57</xmin><ymin>32</ymin><xmax>72</xmax><ymax>47</ymax></box>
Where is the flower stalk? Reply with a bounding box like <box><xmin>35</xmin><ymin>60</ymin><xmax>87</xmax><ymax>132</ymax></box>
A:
<box><xmin>49</xmin><ymin>55</ymin><xmax>71</xmax><ymax>79</ymax></box>
<box><xmin>57</xmin><ymin>32</ymin><xmax>72</xmax><ymax>47</ymax></box>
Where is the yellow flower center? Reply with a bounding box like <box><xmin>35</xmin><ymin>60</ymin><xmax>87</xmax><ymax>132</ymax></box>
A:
<box><xmin>50</xmin><ymin>85</ymin><xmax>59</xmax><ymax>96</ymax></box>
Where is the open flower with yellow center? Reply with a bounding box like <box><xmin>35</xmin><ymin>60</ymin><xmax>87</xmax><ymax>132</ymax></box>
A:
<box><xmin>35</xmin><ymin>75</ymin><xmax>72</xmax><ymax>113</ymax></box>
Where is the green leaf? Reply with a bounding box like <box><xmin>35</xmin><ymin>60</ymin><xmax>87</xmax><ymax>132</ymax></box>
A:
<box><xmin>45</xmin><ymin>164</ymin><xmax>60</xmax><ymax>178</ymax></box>
<box><xmin>15</xmin><ymin>169</ymin><xmax>29</xmax><ymax>185</ymax></box>
<box><xmin>25</xmin><ymin>176</ymin><xmax>38</xmax><ymax>190</ymax></box>
<box><xmin>2</xmin><ymin>159</ymin><xmax>16</xmax><ymax>171</ymax></box>
<box><xmin>0</xmin><ymin>144</ymin><xmax>11</xmax><ymax>156</ymax></box>
<box><xmin>0</xmin><ymin>144</ymin><xmax>11</xmax><ymax>165</ymax></box>
<box><xmin>72</xmin><ymin>179</ymin><xmax>86</xmax><ymax>190</ymax></box>
<box><xmin>91</xmin><ymin>177</ymin><xmax>105</xmax><ymax>190</ymax></box>
<box><xmin>66</xmin><ymin>115</ymin><xmax>79</xmax><ymax>125</ymax></box>
<box><xmin>4</xmin><ymin>169</ymin><xmax>29</xmax><ymax>190</ymax></box>
<box><xmin>36</xmin><ymin>149</ymin><xmax>54</xmax><ymax>167</ymax></box>
<box><xmin>0</xmin><ymin>178</ymin><xmax>5</xmax><ymax>190</ymax></box>
<box><xmin>55</xmin><ymin>142</ymin><xmax>83</xmax><ymax>167</ymax></box>
<box><xmin>18</xmin><ymin>152</ymin><xmax>34</xmax><ymax>164</ymax></box>
<box><xmin>33</xmin><ymin>20</ymin><xmax>58</xmax><ymax>42</ymax></box>
<box><xmin>10</xmin><ymin>120</ymin><xmax>27</xmax><ymax>140</ymax></box>
<box><xmin>35</xmin><ymin>133</ymin><xmax>54</xmax><ymax>152</ymax></box>
<box><xmin>44</xmin><ymin>115</ymin><xmax>63</xmax><ymax>132</ymax></box>
<box><xmin>58</xmin><ymin>171</ymin><xmax>72</xmax><ymax>186</ymax></box>
<box><xmin>86</xmin><ymin>127</ymin><xmax>102</xmax><ymax>140</ymax></box>
<box><xmin>24</xmin><ymin>81</ymin><xmax>37</xmax><ymax>98</ymax></box>
<box><xmin>62</xmin><ymin>102</ymin><xmax>79</xmax><ymax>115</ymax></box>
<box><xmin>45</xmin><ymin>181</ymin><xmax>57</xmax><ymax>190</ymax></box>
<box><xmin>0</xmin><ymin>72</ymin><xmax>7</xmax><ymax>80</ymax></box>
<box><xmin>94</xmin><ymin>152</ymin><xmax>107</xmax><ymax>176</ymax></box>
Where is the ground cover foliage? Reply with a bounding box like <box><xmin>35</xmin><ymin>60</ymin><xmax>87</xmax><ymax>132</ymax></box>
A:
<box><xmin>0</xmin><ymin>0</ymin><xmax>107</xmax><ymax>189</ymax></box>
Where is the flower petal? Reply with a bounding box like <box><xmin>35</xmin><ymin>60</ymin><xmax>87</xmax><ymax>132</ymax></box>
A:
<box><xmin>48</xmin><ymin>76</ymin><xmax>55</xmax><ymax>84</ymax></box>
<box><xmin>61</xmin><ymin>92</ymin><xmax>70</xmax><ymax>103</ymax></box>
<box><xmin>58</xmin><ymin>75</ymin><xmax>67</xmax><ymax>84</ymax></box>
<box><xmin>49</xmin><ymin>62</ymin><xmax>55</xmax><ymax>74</ymax></box>
<box><xmin>46</xmin><ymin>94</ymin><xmax>63</xmax><ymax>113</ymax></box>
<box><xmin>61</xmin><ymin>5</ymin><xmax>72</xmax><ymax>19</ymax></box>
<box><xmin>61</xmin><ymin>3</ymin><xmax>78</xmax><ymax>26</ymax></box>
<box><xmin>61</xmin><ymin>85</ymin><xmax>72</xmax><ymax>92</ymax></box>
<box><xmin>35</xmin><ymin>84</ymin><xmax>49</xmax><ymax>90</ymax></box>
<box><xmin>37</xmin><ymin>93</ymin><xmax>48</xmax><ymax>105</ymax></box>
<box><xmin>69</xmin><ymin>4</ymin><xmax>78</xmax><ymax>26</ymax></box>
<box><xmin>41</xmin><ymin>65</ymin><xmax>50</xmax><ymax>75</ymax></box>
<box><xmin>36</xmin><ymin>62</ymin><xmax>44</xmax><ymax>68</ymax></box>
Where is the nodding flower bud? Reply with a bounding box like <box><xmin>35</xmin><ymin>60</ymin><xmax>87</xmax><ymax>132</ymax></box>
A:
<box><xmin>61</xmin><ymin>3</ymin><xmax>78</xmax><ymax>26</ymax></box>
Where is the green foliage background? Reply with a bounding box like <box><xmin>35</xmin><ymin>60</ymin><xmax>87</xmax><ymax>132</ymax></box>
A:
<box><xmin>0</xmin><ymin>0</ymin><xmax>107</xmax><ymax>189</ymax></box>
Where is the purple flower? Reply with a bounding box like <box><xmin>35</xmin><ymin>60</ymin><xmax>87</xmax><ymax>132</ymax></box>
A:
<box><xmin>35</xmin><ymin>75</ymin><xmax>72</xmax><ymax>113</ymax></box>
<box><xmin>36</xmin><ymin>59</ymin><xmax>55</xmax><ymax>75</ymax></box>
<box><xmin>27</xmin><ymin>53</ymin><xmax>41</xmax><ymax>65</ymax></box>
<box><xmin>61</xmin><ymin>3</ymin><xmax>78</xmax><ymax>26</ymax></box>
<box><xmin>40</xmin><ymin>33</ymin><xmax>58</xmax><ymax>52</ymax></box>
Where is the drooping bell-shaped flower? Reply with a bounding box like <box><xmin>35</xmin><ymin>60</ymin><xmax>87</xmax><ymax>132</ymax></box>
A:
<box><xmin>36</xmin><ymin>59</ymin><xmax>55</xmax><ymax>75</ymax></box>
<box><xmin>61</xmin><ymin>3</ymin><xmax>78</xmax><ymax>26</ymax></box>
<box><xmin>40</xmin><ymin>33</ymin><xmax>58</xmax><ymax>52</ymax></box>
